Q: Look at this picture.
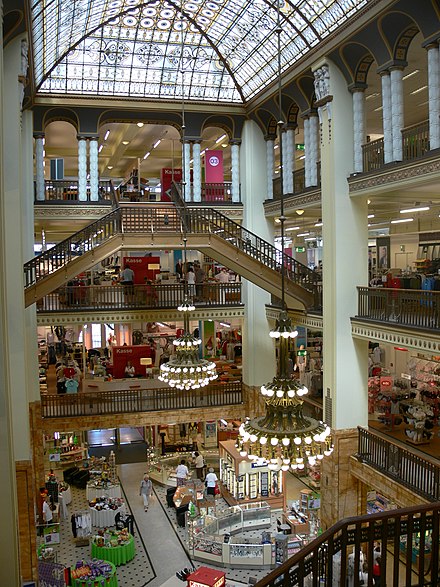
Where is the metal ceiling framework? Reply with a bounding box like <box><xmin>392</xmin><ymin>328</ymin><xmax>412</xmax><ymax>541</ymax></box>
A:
<box><xmin>31</xmin><ymin>0</ymin><xmax>368</xmax><ymax>103</ymax></box>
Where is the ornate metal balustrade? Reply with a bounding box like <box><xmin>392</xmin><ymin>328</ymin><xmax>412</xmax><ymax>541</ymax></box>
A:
<box><xmin>357</xmin><ymin>427</ymin><xmax>440</xmax><ymax>502</ymax></box>
<box><xmin>255</xmin><ymin>501</ymin><xmax>440</xmax><ymax>587</ymax></box>
<box><xmin>37</xmin><ymin>282</ymin><xmax>242</xmax><ymax>312</ymax></box>
<box><xmin>40</xmin><ymin>380</ymin><xmax>242</xmax><ymax>418</ymax></box>
<box><xmin>357</xmin><ymin>286</ymin><xmax>439</xmax><ymax>331</ymax></box>
<box><xmin>34</xmin><ymin>180</ymin><xmax>116</xmax><ymax>204</ymax></box>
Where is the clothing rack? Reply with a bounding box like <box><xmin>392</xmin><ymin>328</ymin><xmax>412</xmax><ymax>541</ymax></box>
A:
<box><xmin>71</xmin><ymin>510</ymin><xmax>92</xmax><ymax>546</ymax></box>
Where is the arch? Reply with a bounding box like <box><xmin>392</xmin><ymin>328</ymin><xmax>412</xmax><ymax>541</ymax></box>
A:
<box><xmin>201</xmin><ymin>115</ymin><xmax>236</xmax><ymax>139</ymax></box>
<box><xmin>42</xmin><ymin>108</ymin><xmax>79</xmax><ymax>133</ymax></box>
<box><xmin>296</xmin><ymin>74</ymin><xmax>316</xmax><ymax>112</ymax></box>
<box><xmin>252</xmin><ymin>110</ymin><xmax>277</xmax><ymax>138</ymax></box>
<box><xmin>336</xmin><ymin>42</ymin><xmax>375</xmax><ymax>86</ymax></box>
<box><xmin>3</xmin><ymin>9</ymin><xmax>25</xmax><ymax>46</ymax></box>
<box><xmin>98</xmin><ymin>110</ymin><xmax>182</xmax><ymax>134</ymax></box>
<box><xmin>287</xmin><ymin>104</ymin><xmax>299</xmax><ymax>127</ymax></box>
<box><xmin>379</xmin><ymin>12</ymin><xmax>420</xmax><ymax>63</ymax></box>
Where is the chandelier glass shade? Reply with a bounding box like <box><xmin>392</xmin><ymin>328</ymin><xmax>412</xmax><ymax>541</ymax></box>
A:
<box><xmin>158</xmin><ymin>298</ymin><xmax>218</xmax><ymax>390</ymax></box>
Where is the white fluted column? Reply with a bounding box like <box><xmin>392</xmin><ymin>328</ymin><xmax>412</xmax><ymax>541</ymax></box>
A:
<box><xmin>381</xmin><ymin>71</ymin><xmax>393</xmax><ymax>164</ymax></box>
<box><xmin>352</xmin><ymin>88</ymin><xmax>366</xmax><ymax>172</ymax></box>
<box><xmin>390</xmin><ymin>67</ymin><xmax>404</xmax><ymax>161</ymax></box>
<box><xmin>427</xmin><ymin>42</ymin><xmax>440</xmax><ymax>150</ymax></box>
<box><xmin>89</xmin><ymin>138</ymin><xmax>99</xmax><ymax>201</ymax></box>
<box><xmin>34</xmin><ymin>134</ymin><xmax>45</xmax><ymax>200</ymax></box>
<box><xmin>192</xmin><ymin>141</ymin><xmax>201</xmax><ymax>202</ymax></box>
<box><xmin>303</xmin><ymin>116</ymin><xmax>311</xmax><ymax>187</ymax></box>
<box><xmin>78</xmin><ymin>136</ymin><xmax>87</xmax><ymax>201</ymax></box>
<box><xmin>309</xmin><ymin>113</ymin><xmax>319</xmax><ymax>186</ymax></box>
<box><xmin>265</xmin><ymin>138</ymin><xmax>275</xmax><ymax>199</ymax></box>
<box><xmin>183</xmin><ymin>141</ymin><xmax>191</xmax><ymax>201</ymax></box>
<box><xmin>281</xmin><ymin>129</ymin><xmax>288</xmax><ymax>193</ymax></box>
<box><xmin>285</xmin><ymin>127</ymin><xmax>295</xmax><ymax>193</ymax></box>
<box><xmin>231</xmin><ymin>141</ymin><xmax>240</xmax><ymax>202</ymax></box>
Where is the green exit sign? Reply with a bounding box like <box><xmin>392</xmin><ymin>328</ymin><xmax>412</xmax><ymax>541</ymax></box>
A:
<box><xmin>295</xmin><ymin>246</ymin><xmax>306</xmax><ymax>253</ymax></box>
<box><xmin>297</xmin><ymin>350</ymin><xmax>307</xmax><ymax>356</ymax></box>
<box><xmin>296</xmin><ymin>144</ymin><xmax>305</xmax><ymax>150</ymax></box>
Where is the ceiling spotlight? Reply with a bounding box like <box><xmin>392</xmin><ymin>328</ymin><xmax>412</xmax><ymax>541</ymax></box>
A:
<box><xmin>400</xmin><ymin>206</ymin><xmax>430</xmax><ymax>214</ymax></box>
<box><xmin>137</xmin><ymin>122</ymin><xmax>144</xmax><ymax>127</ymax></box>
<box><xmin>314</xmin><ymin>221</ymin><xmax>323</xmax><ymax>227</ymax></box>
<box><xmin>367</xmin><ymin>214</ymin><xmax>374</xmax><ymax>219</ymax></box>
<box><xmin>107</xmin><ymin>166</ymin><xmax>113</xmax><ymax>170</ymax></box>
<box><xmin>122</xmin><ymin>140</ymin><xmax>129</xmax><ymax>145</ymax></box>
<box><xmin>296</xmin><ymin>209</ymin><xmax>305</xmax><ymax>216</ymax></box>
<box><xmin>274</xmin><ymin>218</ymin><xmax>281</xmax><ymax>224</ymax></box>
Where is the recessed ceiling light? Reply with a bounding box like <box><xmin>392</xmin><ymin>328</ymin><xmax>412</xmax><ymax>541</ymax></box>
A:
<box><xmin>402</xmin><ymin>69</ymin><xmax>419</xmax><ymax>81</ymax></box>
<box><xmin>122</xmin><ymin>140</ymin><xmax>129</xmax><ymax>145</ymax></box>
<box><xmin>137</xmin><ymin>122</ymin><xmax>144</xmax><ymax>128</ymax></box>
<box><xmin>365</xmin><ymin>92</ymin><xmax>380</xmax><ymax>100</ymax></box>
<box><xmin>411</xmin><ymin>85</ymin><xmax>427</xmax><ymax>95</ymax></box>
<box><xmin>215</xmin><ymin>134</ymin><xmax>227</xmax><ymax>144</ymax></box>
<box><xmin>400</xmin><ymin>206</ymin><xmax>429</xmax><ymax>213</ymax></box>
<box><xmin>143</xmin><ymin>152</ymin><xmax>150</xmax><ymax>160</ymax></box>
<box><xmin>297</xmin><ymin>232</ymin><xmax>310</xmax><ymax>237</ymax></box>
<box><xmin>221</xmin><ymin>144</ymin><xmax>228</xmax><ymax>148</ymax></box>
<box><xmin>107</xmin><ymin>166</ymin><xmax>113</xmax><ymax>170</ymax></box>
<box><xmin>153</xmin><ymin>139</ymin><xmax>161</xmax><ymax>149</ymax></box>
<box><xmin>104</xmin><ymin>130</ymin><xmax>110</xmax><ymax>140</ymax></box>
<box><xmin>274</xmin><ymin>218</ymin><xmax>281</xmax><ymax>224</ymax></box>
<box><xmin>367</xmin><ymin>214</ymin><xmax>374</xmax><ymax>219</ymax></box>
<box><xmin>98</xmin><ymin>145</ymin><xmax>103</xmax><ymax>153</ymax></box>
<box><xmin>391</xmin><ymin>218</ymin><xmax>414</xmax><ymax>224</ymax></box>
<box><xmin>314</xmin><ymin>222</ymin><xmax>323</xmax><ymax>227</ymax></box>
<box><xmin>374</xmin><ymin>106</ymin><xmax>383</xmax><ymax>112</ymax></box>
<box><xmin>286</xmin><ymin>226</ymin><xmax>300</xmax><ymax>231</ymax></box>
<box><xmin>296</xmin><ymin>209</ymin><xmax>305</xmax><ymax>216</ymax></box>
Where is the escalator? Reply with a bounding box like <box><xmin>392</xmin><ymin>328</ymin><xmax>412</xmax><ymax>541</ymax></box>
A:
<box><xmin>24</xmin><ymin>204</ymin><xmax>321</xmax><ymax>311</ymax></box>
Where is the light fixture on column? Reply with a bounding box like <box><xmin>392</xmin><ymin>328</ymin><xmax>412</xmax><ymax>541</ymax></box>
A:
<box><xmin>237</xmin><ymin>0</ymin><xmax>332</xmax><ymax>471</ymax></box>
<box><xmin>158</xmin><ymin>8</ymin><xmax>217</xmax><ymax>392</ymax></box>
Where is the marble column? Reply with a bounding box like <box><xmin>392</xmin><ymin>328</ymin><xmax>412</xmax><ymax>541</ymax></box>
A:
<box><xmin>309</xmin><ymin>113</ymin><xmax>319</xmax><ymax>186</ymax></box>
<box><xmin>89</xmin><ymin>137</ymin><xmax>99</xmax><ymax>201</ymax></box>
<box><xmin>1</xmin><ymin>30</ymin><xmax>30</xmax><ymax>585</ymax></box>
<box><xmin>239</xmin><ymin>120</ymin><xmax>276</xmax><ymax>390</ymax></box>
<box><xmin>265</xmin><ymin>137</ymin><xmax>275</xmax><ymax>199</ymax></box>
<box><xmin>381</xmin><ymin>71</ymin><xmax>393</xmax><ymax>164</ymax></box>
<box><xmin>352</xmin><ymin>88</ymin><xmax>366</xmax><ymax>173</ymax></box>
<box><xmin>390</xmin><ymin>67</ymin><xmax>404</xmax><ymax>161</ymax></box>
<box><xmin>78</xmin><ymin>136</ymin><xmax>88</xmax><ymax>201</ymax></box>
<box><xmin>281</xmin><ymin>128</ymin><xmax>289</xmax><ymax>192</ymax></box>
<box><xmin>426</xmin><ymin>42</ymin><xmax>440</xmax><ymax>150</ymax></box>
<box><xmin>192</xmin><ymin>141</ymin><xmax>201</xmax><ymax>202</ymax></box>
<box><xmin>231</xmin><ymin>141</ymin><xmax>240</xmax><ymax>203</ymax></box>
<box><xmin>34</xmin><ymin>134</ymin><xmax>45</xmax><ymax>200</ymax></box>
<box><xmin>303</xmin><ymin>115</ymin><xmax>311</xmax><ymax>187</ymax></box>
<box><xmin>286</xmin><ymin>126</ymin><xmax>296</xmax><ymax>192</ymax></box>
<box><xmin>183</xmin><ymin>141</ymin><xmax>191</xmax><ymax>201</ymax></box>
<box><xmin>313</xmin><ymin>58</ymin><xmax>368</xmax><ymax>523</ymax></box>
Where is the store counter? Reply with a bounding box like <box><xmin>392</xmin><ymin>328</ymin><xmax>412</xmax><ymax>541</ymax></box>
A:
<box><xmin>86</xmin><ymin>481</ymin><xmax>122</xmax><ymax>501</ymax></box>
<box><xmin>71</xmin><ymin>561</ymin><xmax>117</xmax><ymax>587</ymax></box>
<box><xmin>91</xmin><ymin>534</ymin><xmax>135</xmax><ymax>566</ymax></box>
<box><xmin>89</xmin><ymin>504</ymin><xmax>125</xmax><ymax>528</ymax></box>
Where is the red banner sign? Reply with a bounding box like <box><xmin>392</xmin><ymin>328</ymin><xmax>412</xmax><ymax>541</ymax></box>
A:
<box><xmin>205</xmin><ymin>150</ymin><xmax>224</xmax><ymax>201</ymax></box>
<box><xmin>161</xmin><ymin>168</ymin><xmax>182</xmax><ymax>201</ymax></box>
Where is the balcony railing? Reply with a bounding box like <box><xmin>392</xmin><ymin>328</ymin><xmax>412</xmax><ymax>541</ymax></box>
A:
<box><xmin>357</xmin><ymin>427</ymin><xmax>440</xmax><ymax>502</ymax></box>
<box><xmin>118</xmin><ymin>183</ymin><xmax>240</xmax><ymax>204</ymax></box>
<box><xmin>37</xmin><ymin>282</ymin><xmax>242</xmax><ymax>312</ymax></box>
<box><xmin>357</xmin><ymin>286</ymin><xmax>439</xmax><ymax>330</ymax></box>
<box><xmin>256</xmin><ymin>501</ymin><xmax>440</xmax><ymax>587</ymax></box>
<box><xmin>34</xmin><ymin>180</ymin><xmax>116</xmax><ymax>204</ymax></box>
<box><xmin>40</xmin><ymin>380</ymin><xmax>243</xmax><ymax>418</ymax></box>
<box><xmin>362</xmin><ymin>119</ymin><xmax>431</xmax><ymax>172</ymax></box>
<box><xmin>272</xmin><ymin>167</ymin><xmax>320</xmax><ymax>199</ymax></box>
<box><xmin>199</xmin><ymin>182</ymin><xmax>237</xmax><ymax>202</ymax></box>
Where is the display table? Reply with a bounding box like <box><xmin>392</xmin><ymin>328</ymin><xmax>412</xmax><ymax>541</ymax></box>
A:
<box><xmin>91</xmin><ymin>534</ymin><xmax>135</xmax><ymax>566</ymax></box>
<box><xmin>71</xmin><ymin>561</ymin><xmax>117</xmax><ymax>587</ymax></box>
<box><xmin>87</xmin><ymin>482</ymin><xmax>122</xmax><ymax>501</ymax></box>
<box><xmin>89</xmin><ymin>504</ymin><xmax>125</xmax><ymax>528</ymax></box>
<box><xmin>59</xmin><ymin>485</ymin><xmax>72</xmax><ymax>505</ymax></box>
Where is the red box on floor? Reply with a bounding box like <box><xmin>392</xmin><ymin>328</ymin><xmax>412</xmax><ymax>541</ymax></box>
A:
<box><xmin>187</xmin><ymin>567</ymin><xmax>225</xmax><ymax>587</ymax></box>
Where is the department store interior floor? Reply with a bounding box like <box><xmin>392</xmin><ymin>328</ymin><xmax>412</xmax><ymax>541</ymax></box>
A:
<box><xmin>42</xmin><ymin>464</ymin><xmax>310</xmax><ymax>587</ymax></box>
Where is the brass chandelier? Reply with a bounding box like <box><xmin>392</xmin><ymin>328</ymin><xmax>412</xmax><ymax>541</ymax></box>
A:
<box><xmin>159</xmin><ymin>18</ymin><xmax>217</xmax><ymax>392</ymax></box>
<box><xmin>237</xmin><ymin>1</ymin><xmax>332</xmax><ymax>471</ymax></box>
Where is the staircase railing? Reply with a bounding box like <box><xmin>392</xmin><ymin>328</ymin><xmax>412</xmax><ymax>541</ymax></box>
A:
<box><xmin>256</xmin><ymin>501</ymin><xmax>440</xmax><ymax>587</ymax></box>
<box><xmin>24</xmin><ymin>203</ymin><xmax>321</xmax><ymax>307</ymax></box>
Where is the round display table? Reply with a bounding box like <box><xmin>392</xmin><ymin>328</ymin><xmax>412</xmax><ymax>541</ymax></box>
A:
<box><xmin>86</xmin><ymin>483</ymin><xmax>122</xmax><ymax>501</ymax></box>
<box><xmin>89</xmin><ymin>504</ymin><xmax>125</xmax><ymax>528</ymax></box>
<box><xmin>70</xmin><ymin>562</ymin><xmax>117</xmax><ymax>587</ymax></box>
<box><xmin>91</xmin><ymin>534</ymin><xmax>135</xmax><ymax>566</ymax></box>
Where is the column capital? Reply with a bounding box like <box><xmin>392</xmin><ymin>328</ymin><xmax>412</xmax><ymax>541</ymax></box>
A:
<box><xmin>377</xmin><ymin>60</ymin><xmax>407</xmax><ymax>75</ymax></box>
<box><xmin>422</xmin><ymin>35</ymin><xmax>440</xmax><ymax>49</ymax></box>
<box><xmin>348</xmin><ymin>83</ymin><xmax>367</xmax><ymax>93</ymax></box>
<box><xmin>264</xmin><ymin>135</ymin><xmax>276</xmax><ymax>142</ymax></box>
<box><xmin>230</xmin><ymin>139</ymin><xmax>241</xmax><ymax>146</ymax></box>
<box><xmin>77</xmin><ymin>134</ymin><xmax>99</xmax><ymax>141</ymax></box>
<box><xmin>300</xmin><ymin>109</ymin><xmax>318</xmax><ymax>120</ymax></box>
<box><xmin>33</xmin><ymin>132</ymin><xmax>45</xmax><ymax>140</ymax></box>
<box><xmin>285</xmin><ymin>123</ymin><xmax>297</xmax><ymax>131</ymax></box>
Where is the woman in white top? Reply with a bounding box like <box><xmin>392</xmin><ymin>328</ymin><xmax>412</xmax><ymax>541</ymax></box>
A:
<box><xmin>205</xmin><ymin>467</ymin><xmax>218</xmax><ymax>497</ymax></box>
<box><xmin>42</xmin><ymin>498</ymin><xmax>53</xmax><ymax>524</ymax></box>
<box><xmin>175</xmin><ymin>459</ymin><xmax>189</xmax><ymax>486</ymax></box>
<box><xmin>125</xmin><ymin>361</ymin><xmax>135</xmax><ymax>378</ymax></box>
<box><xmin>186</xmin><ymin>268</ymin><xmax>195</xmax><ymax>297</ymax></box>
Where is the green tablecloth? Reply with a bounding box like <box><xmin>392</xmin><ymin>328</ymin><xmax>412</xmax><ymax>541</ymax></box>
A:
<box><xmin>71</xmin><ymin>562</ymin><xmax>117</xmax><ymax>587</ymax></box>
<box><xmin>91</xmin><ymin>535</ymin><xmax>135</xmax><ymax>566</ymax></box>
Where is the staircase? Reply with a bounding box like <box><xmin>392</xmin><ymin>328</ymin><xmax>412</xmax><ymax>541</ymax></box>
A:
<box><xmin>24</xmin><ymin>204</ymin><xmax>321</xmax><ymax>310</ymax></box>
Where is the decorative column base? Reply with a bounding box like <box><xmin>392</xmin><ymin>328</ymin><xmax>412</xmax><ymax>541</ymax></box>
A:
<box><xmin>320</xmin><ymin>428</ymin><xmax>360</xmax><ymax>530</ymax></box>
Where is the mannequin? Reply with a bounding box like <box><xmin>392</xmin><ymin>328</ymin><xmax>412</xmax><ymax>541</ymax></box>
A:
<box><xmin>296</xmin><ymin>345</ymin><xmax>307</xmax><ymax>384</ymax></box>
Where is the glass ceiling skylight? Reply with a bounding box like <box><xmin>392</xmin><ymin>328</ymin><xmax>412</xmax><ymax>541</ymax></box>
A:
<box><xmin>31</xmin><ymin>0</ymin><xmax>368</xmax><ymax>103</ymax></box>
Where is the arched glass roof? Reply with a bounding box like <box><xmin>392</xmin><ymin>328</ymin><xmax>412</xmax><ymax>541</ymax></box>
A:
<box><xmin>31</xmin><ymin>0</ymin><xmax>368</xmax><ymax>103</ymax></box>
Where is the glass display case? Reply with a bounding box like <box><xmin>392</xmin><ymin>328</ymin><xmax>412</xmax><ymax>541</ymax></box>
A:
<box><xmin>241</xmin><ymin>502</ymin><xmax>271</xmax><ymax>529</ymax></box>
<box><xmin>248</xmin><ymin>473</ymin><xmax>258</xmax><ymax>499</ymax></box>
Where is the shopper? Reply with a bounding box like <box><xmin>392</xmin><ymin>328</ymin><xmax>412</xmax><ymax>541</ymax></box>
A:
<box><xmin>42</xmin><ymin>497</ymin><xmax>53</xmax><ymax>525</ymax></box>
<box><xmin>205</xmin><ymin>467</ymin><xmax>218</xmax><ymax>498</ymax></box>
<box><xmin>194</xmin><ymin>451</ymin><xmax>205</xmax><ymax>480</ymax></box>
<box><xmin>120</xmin><ymin>264</ymin><xmax>135</xmax><ymax>300</ymax></box>
<box><xmin>139</xmin><ymin>473</ymin><xmax>153</xmax><ymax>512</ymax></box>
<box><xmin>186</xmin><ymin>266</ymin><xmax>195</xmax><ymax>297</ymax></box>
<box><xmin>124</xmin><ymin>361</ymin><xmax>135</xmax><ymax>378</ymax></box>
<box><xmin>194</xmin><ymin>262</ymin><xmax>205</xmax><ymax>300</ymax></box>
<box><xmin>372</xmin><ymin>556</ymin><xmax>381</xmax><ymax>586</ymax></box>
<box><xmin>175</xmin><ymin>459</ymin><xmax>189</xmax><ymax>487</ymax></box>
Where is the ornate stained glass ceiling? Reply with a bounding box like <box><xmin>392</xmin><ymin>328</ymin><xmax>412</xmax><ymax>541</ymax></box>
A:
<box><xmin>31</xmin><ymin>0</ymin><xmax>368</xmax><ymax>103</ymax></box>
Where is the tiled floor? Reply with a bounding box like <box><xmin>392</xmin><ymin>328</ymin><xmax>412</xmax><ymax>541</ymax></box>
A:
<box><xmin>41</xmin><ymin>462</ymin><xmax>310</xmax><ymax>587</ymax></box>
